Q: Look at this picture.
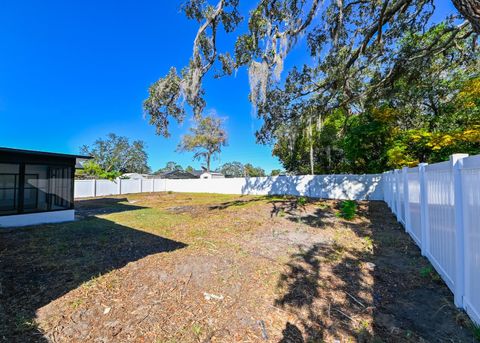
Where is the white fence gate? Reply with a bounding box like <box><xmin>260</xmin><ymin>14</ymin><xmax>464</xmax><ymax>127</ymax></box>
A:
<box><xmin>383</xmin><ymin>154</ymin><xmax>480</xmax><ymax>324</ymax></box>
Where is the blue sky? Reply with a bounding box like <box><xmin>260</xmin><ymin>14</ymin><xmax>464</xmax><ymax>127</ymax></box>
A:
<box><xmin>0</xmin><ymin>1</ymin><xmax>457</xmax><ymax>173</ymax></box>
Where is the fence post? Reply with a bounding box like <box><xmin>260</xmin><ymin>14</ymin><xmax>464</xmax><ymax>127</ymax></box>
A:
<box><xmin>388</xmin><ymin>171</ymin><xmax>393</xmax><ymax>209</ymax></box>
<box><xmin>383</xmin><ymin>172</ymin><xmax>388</xmax><ymax>206</ymax></box>
<box><xmin>117</xmin><ymin>178</ymin><xmax>122</xmax><ymax>195</ymax></box>
<box><xmin>418</xmin><ymin>163</ymin><xmax>428</xmax><ymax>256</ymax></box>
<box><xmin>403</xmin><ymin>167</ymin><xmax>411</xmax><ymax>233</ymax></box>
<box><xmin>395</xmin><ymin>169</ymin><xmax>401</xmax><ymax>221</ymax></box>
<box><xmin>451</xmin><ymin>153</ymin><xmax>468</xmax><ymax>308</ymax></box>
<box><xmin>93</xmin><ymin>179</ymin><xmax>97</xmax><ymax>197</ymax></box>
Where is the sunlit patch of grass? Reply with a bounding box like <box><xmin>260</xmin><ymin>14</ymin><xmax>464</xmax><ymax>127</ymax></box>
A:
<box><xmin>106</xmin><ymin>208</ymin><xmax>191</xmax><ymax>233</ymax></box>
<box><xmin>186</xmin><ymin>227</ymin><xmax>209</xmax><ymax>242</ymax></box>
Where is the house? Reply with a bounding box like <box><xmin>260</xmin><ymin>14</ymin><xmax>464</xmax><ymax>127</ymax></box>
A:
<box><xmin>157</xmin><ymin>170</ymin><xmax>199</xmax><ymax>179</ymax></box>
<box><xmin>200</xmin><ymin>171</ymin><xmax>225</xmax><ymax>179</ymax></box>
<box><xmin>0</xmin><ymin>147</ymin><xmax>91</xmax><ymax>227</ymax></box>
<box><xmin>121</xmin><ymin>172</ymin><xmax>151</xmax><ymax>179</ymax></box>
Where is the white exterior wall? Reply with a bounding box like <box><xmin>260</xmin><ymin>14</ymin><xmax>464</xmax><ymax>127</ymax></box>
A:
<box><xmin>0</xmin><ymin>210</ymin><xmax>75</xmax><ymax>228</ymax></box>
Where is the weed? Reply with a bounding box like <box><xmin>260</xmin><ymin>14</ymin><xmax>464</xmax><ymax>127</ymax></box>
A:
<box><xmin>318</xmin><ymin>202</ymin><xmax>328</xmax><ymax>210</ymax></box>
<box><xmin>297</xmin><ymin>196</ymin><xmax>307</xmax><ymax>207</ymax></box>
<box><xmin>69</xmin><ymin>298</ymin><xmax>84</xmax><ymax>309</ymax></box>
<box><xmin>470</xmin><ymin>323</ymin><xmax>480</xmax><ymax>341</ymax></box>
<box><xmin>14</xmin><ymin>315</ymin><xmax>37</xmax><ymax>333</ymax></box>
<box><xmin>337</xmin><ymin>200</ymin><xmax>357</xmax><ymax>220</ymax></box>
<box><xmin>419</xmin><ymin>266</ymin><xmax>441</xmax><ymax>282</ymax></box>
<box><xmin>278</xmin><ymin>208</ymin><xmax>286</xmax><ymax>217</ymax></box>
<box><xmin>419</xmin><ymin>266</ymin><xmax>433</xmax><ymax>278</ymax></box>
<box><xmin>363</xmin><ymin>236</ymin><xmax>374</xmax><ymax>252</ymax></box>
<box><xmin>191</xmin><ymin>323</ymin><xmax>202</xmax><ymax>337</ymax></box>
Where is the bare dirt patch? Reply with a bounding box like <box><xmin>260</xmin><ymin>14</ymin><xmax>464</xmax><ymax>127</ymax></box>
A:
<box><xmin>0</xmin><ymin>193</ymin><xmax>476</xmax><ymax>342</ymax></box>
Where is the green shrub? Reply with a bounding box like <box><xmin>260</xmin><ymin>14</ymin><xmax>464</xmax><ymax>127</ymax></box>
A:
<box><xmin>297</xmin><ymin>196</ymin><xmax>307</xmax><ymax>207</ymax></box>
<box><xmin>337</xmin><ymin>200</ymin><xmax>357</xmax><ymax>220</ymax></box>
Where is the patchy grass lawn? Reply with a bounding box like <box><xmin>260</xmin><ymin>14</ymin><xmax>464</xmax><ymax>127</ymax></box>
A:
<box><xmin>0</xmin><ymin>193</ymin><xmax>476</xmax><ymax>342</ymax></box>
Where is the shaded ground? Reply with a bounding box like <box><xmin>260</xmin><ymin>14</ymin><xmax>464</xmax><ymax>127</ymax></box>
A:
<box><xmin>0</xmin><ymin>192</ymin><xmax>476</xmax><ymax>342</ymax></box>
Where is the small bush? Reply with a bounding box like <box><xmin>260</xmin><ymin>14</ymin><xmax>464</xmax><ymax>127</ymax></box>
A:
<box><xmin>297</xmin><ymin>196</ymin><xmax>307</xmax><ymax>207</ymax></box>
<box><xmin>337</xmin><ymin>200</ymin><xmax>357</xmax><ymax>220</ymax></box>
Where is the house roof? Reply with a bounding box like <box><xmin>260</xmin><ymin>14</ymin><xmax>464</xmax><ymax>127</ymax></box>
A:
<box><xmin>159</xmin><ymin>170</ymin><xmax>199</xmax><ymax>179</ymax></box>
<box><xmin>0</xmin><ymin>147</ymin><xmax>91</xmax><ymax>160</ymax></box>
<box><xmin>190</xmin><ymin>169</ymin><xmax>203</xmax><ymax>176</ymax></box>
<box><xmin>0</xmin><ymin>147</ymin><xmax>91</xmax><ymax>168</ymax></box>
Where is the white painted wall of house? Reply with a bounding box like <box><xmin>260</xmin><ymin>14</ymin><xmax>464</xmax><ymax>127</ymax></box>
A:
<box><xmin>0</xmin><ymin>210</ymin><xmax>75</xmax><ymax>228</ymax></box>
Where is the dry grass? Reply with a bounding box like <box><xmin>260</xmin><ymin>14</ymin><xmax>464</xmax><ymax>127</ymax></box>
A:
<box><xmin>0</xmin><ymin>193</ymin><xmax>475</xmax><ymax>342</ymax></box>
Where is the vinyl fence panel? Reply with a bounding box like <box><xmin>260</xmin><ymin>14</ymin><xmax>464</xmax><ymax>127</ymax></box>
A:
<box><xmin>74</xmin><ymin>180</ymin><xmax>95</xmax><ymax>198</ymax></box>
<box><xmin>425</xmin><ymin>160</ymin><xmax>456</xmax><ymax>292</ymax></box>
<box><xmin>95</xmin><ymin>180</ymin><xmax>119</xmax><ymax>197</ymax></box>
<box><xmin>407</xmin><ymin>167</ymin><xmax>422</xmax><ymax>246</ymax></box>
<box><xmin>460</xmin><ymin>155</ymin><xmax>480</xmax><ymax>324</ymax></box>
<box><xmin>120</xmin><ymin>179</ymin><xmax>141</xmax><ymax>194</ymax></box>
<box><xmin>141</xmin><ymin>179</ymin><xmax>154</xmax><ymax>193</ymax></box>
<box><xmin>382</xmin><ymin>153</ymin><xmax>480</xmax><ymax>324</ymax></box>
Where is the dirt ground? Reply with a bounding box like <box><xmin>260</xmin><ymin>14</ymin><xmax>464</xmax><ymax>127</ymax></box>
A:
<box><xmin>0</xmin><ymin>192</ymin><xmax>477</xmax><ymax>342</ymax></box>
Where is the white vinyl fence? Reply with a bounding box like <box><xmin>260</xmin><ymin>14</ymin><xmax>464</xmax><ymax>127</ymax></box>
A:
<box><xmin>384</xmin><ymin>154</ymin><xmax>480</xmax><ymax>325</ymax></box>
<box><xmin>75</xmin><ymin>174</ymin><xmax>384</xmax><ymax>200</ymax></box>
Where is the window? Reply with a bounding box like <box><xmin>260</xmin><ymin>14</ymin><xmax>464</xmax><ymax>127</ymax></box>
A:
<box><xmin>24</xmin><ymin>165</ymin><xmax>50</xmax><ymax>213</ymax></box>
<box><xmin>49</xmin><ymin>167</ymin><xmax>72</xmax><ymax>210</ymax></box>
<box><xmin>0</xmin><ymin>163</ymin><xmax>73</xmax><ymax>215</ymax></box>
<box><xmin>0</xmin><ymin>164</ymin><xmax>20</xmax><ymax>215</ymax></box>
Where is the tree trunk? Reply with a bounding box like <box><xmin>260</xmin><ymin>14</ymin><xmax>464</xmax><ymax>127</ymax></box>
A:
<box><xmin>206</xmin><ymin>154</ymin><xmax>211</xmax><ymax>173</ymax></box>
<box><xmin>452</xmin><ymin>0</ymin><xmax>480</xmax><ymax>33</ymax></box>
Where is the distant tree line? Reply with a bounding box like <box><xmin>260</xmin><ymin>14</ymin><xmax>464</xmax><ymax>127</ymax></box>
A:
<box><xmin>77</xmin><ymin>133</ymin><xmax>279</xmax><ymax>180</ymax></box>
<box><xmin>153</xmin><ymin>160</ymin><xmax>280</xmax><ymax>177</ymax></box>
<box><xmin>77</xmin><ymin>133</ymin><xmax>150</xmax><ymax>179</ymax></box>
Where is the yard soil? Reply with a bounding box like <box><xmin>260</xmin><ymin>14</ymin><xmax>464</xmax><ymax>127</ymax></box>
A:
<box><xmin>0</xmin><ymin>193</ymin><xmax>475</xmax><ymax>342</ymax></box>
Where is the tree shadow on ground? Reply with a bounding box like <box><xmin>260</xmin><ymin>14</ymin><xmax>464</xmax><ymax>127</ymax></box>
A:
<box><xmin>207</xmin><ymin>194</ymin><xmax>300</xmax><ymax>213</ymax></box>
<box><xmin>74</xmin><ymin>197</ymin><xmax>149</xmax><ymax>218</ymax></box>
<box><xmin>275</xmin><ymin>201</ymin><xmax>474</xmax><ymax>342</ymax></box>
<box><xmin>208</xmin><ymin>197</ymin><xmax>267</xmax><ymax>210</ymax></box>
<box><xmin>0</xmin><ymin>211</ymin><xmax>186</xmax><ymax>342</ymax></box>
